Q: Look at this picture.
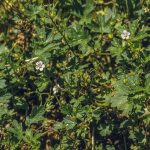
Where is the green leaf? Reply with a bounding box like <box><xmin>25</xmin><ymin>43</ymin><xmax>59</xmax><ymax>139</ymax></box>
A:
<box><xmin>132</xmin><ymin>33</ymin><xmax>149</xmax><ymax>42</ymax></box>
<box><xmin>54</xmin><ymin>122</ymin><xmax>64</xmax><ymax>130</ymax></box>
<box><xmin>111</xmin><ymin>94</ymin><xmax>128</xmax><ymax>108</ymax></box>
<box><xmin>7</xmin><ymin>120</ymin><xmax>23</xmax><ymax>140</ymax></box>
<box><xmin>145</xmin><ymin>74</ymin><xmax>150</xmax><ymax>94</ymax></box>
<box><xmin>108</xmin><ymin>38</ymin><xmax>123</xmax><ymax>56</ymax></box>
<box><xmin>60</xmin><ymin>104</ymin><xmax>72</xmax><ymax>115</ymax></box>
<box><xmin>99</xmin><ymin>124</ymin><xmax>112</xmax><ymax>137</ymax></box>
<box><xmin>63</xmin><ymin>118</ymin><xmax>77</xmax><ymax>130</ymax></box>
<box><xmin>26</xmin><ymin>106</ymin><xmax>45</xmax><ymax>126</ymax></box>
<box><xmin>0</xmin><ymin>79</ymin><xmax>6</xmax><ymax>89</ymax></box>
<box><xmin>23</xmin><ymin>129</ymin><xmax>41</xmax><ymax>149</ymax></box>
<box><xmin>0</xmin><ymin>45</ymin><xmax>9</xmax><ymax>55</ymax></box>
<box><xmin>0</xmin><ymin>93</ymin><xmax>11</xmax><ymax>103</ymax></box>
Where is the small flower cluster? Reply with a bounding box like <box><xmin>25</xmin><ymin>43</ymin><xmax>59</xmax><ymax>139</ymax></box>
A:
<box><xmin>35</xmin><ymin>60</ymin><xmax>61</xmax><ymax>95</ymax></box>
<box><xmin>53</xmin><ymin>84</ymin><xmax>60</xmax><ymax>94</ymax></box>
<box><xmin>35</xmin><ymin>61</ymin><xmax>45</xmax><ymax>71</ymax></box>
<box><xmin>121</xmin><ymin>30</ymin><xmax>130</xmax><ymax>40</ymax></box>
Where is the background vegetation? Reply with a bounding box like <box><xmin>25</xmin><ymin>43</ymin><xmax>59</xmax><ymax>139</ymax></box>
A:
<box><xmin>0</xmin><ymin>0</ymin><xmax>150</xmax><ymax>149</ymax></box>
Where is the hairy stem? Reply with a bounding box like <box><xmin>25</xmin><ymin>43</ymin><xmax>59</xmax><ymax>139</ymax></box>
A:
<box><xmin>125</xmin><ymin>0</ymin><xmax>129</xmax><ymax>15</ymax></box>
<box><xmin>92</xmin><ymin>122</ymin><xmax>95</xmax><ymax>150</ymax></box>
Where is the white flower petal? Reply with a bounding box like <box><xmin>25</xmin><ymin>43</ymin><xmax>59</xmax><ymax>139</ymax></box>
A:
<box><xmin>35</xmin><ymin>66</ymin><xmax>39</xmax><ymax>70</ymax></box>
<box><xmin>121</xmin><ymin>30</ymin><xmax>130</xmax><ymax>40</ymax></box>
<box><xmin>121</xmin><ymin>34</ymin><xmax>125</xmax><ymax>39</ymax></box>
<box><xmin>36</xmin><ymin>62</ymin><xmax>39</xmax><ymax>65</ymax></box>
<box><xmin>42</xmin><ymin>64</ymin><xmax>45</xmax><ymax>68</ymax></box>
<box><xmin>123</xmin><ymin>30</ymin><xmax>127</xmax><ymax>34</ymax></box>
<box><xmin>39</xmin><ymin>67</ymin><xmax>44</xmax><ymax>71</ymax></box>
<box><xmin>53</xmin><ymin>86</ymin><xmax>59</xmax><ymax>94</ymax></box>
<box><xmin>53</xmin><ymin>91</ymin><xmax>57</xmax><ymax>94</ymax></box>
<box><xmin>57</xmin><ymin>84</ymin><xmax>60</xmax><ymax>88</ymax></box>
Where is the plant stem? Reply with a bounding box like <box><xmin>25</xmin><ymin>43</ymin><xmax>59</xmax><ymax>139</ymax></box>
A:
<box><xmin>125</xmin><ymin>0</ymin><xmax>129</xmax><ymax>15</ymax></box>
<box><xmin>123</xmin><ymin>134</ymin><xmax>127</xmax><ymax>150</ymax></box>
<box><xmin>47</xmin><ymin>0</ymin><xmax>73</xmax><ymax>52</ymax></box>
<box><xmin>92</xmin><ymin>122</ymin><xmax>95</xmax><ymax>150</ymax></box>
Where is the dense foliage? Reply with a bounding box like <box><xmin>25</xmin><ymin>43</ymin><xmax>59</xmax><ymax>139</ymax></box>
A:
<box><xmin>0</xmin><ymin>0</ymin><xmax>150</xmax><ymax>149</ymax></box>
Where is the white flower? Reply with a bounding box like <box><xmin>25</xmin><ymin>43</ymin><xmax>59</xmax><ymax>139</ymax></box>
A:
<box><xmin>35</xmin><ymin>61</ymin><xmax>45</xmax><ymax>71</ymax></box>
<box><xmin>53</xmin><ymin>84</ymin><xmax>60</xmax><ymax>94</ymax></box>
<box><xmin>121</xmin><ymin>30</ymin><xmax>130</xmax><ymax>40</ymax></box>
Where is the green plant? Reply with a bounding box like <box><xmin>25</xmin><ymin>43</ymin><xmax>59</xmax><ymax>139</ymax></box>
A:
<box><xmin>0</xmin><ymin>0</ymin><xmax>150</xmax><ymax>149</ymax></box>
